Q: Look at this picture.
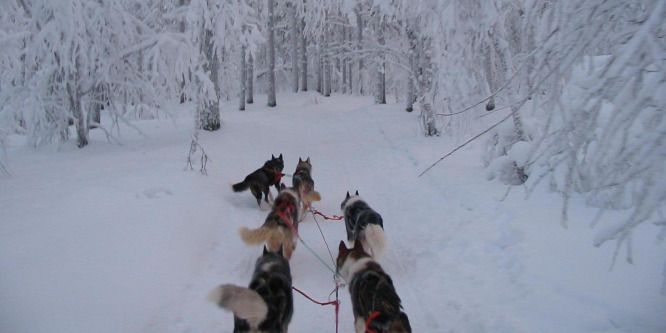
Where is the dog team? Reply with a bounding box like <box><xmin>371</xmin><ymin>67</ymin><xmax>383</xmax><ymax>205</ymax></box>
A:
<box><xmin>208</xmin><ymin>154</ymin><xmax>412</xmax><ymax>332</ymax></box>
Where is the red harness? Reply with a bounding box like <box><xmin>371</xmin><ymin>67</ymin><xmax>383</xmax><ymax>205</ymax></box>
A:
<box><xmin>263</xmin><ymin>167</ymin><xmax>285</xmax><ymax>183</ymax></box>
<box><xmin>276</xmin><ymin>200</ymin><xmax>298</xmax><ymax>237</ymax></box>
<box><xmin>365</xmin><ymin>311</ymin><xmax>382</xmax><ymax>333</ymax></box>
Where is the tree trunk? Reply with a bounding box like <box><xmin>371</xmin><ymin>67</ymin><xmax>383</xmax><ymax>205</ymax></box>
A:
<box><xmin>266</xmin><ymin>0</ymin><xmax>276</xmax><ymax>107</ymax></box>
<box><xmin>239</xmin><ymin>45</ymin><xmax>246</xmax><ymax>111</ymax></box>
<box><xmin>89</xmin><ymin>83</ymin><xmax>103</xmax><ymax>127</ymax></box>
<box><xmin>347</xmin><ymin>24</ymin><xmax>353</xmax><ymax>94</ymax></box>
<box><xmin>246</xmin><ymin>54</ymin><xmax>254</xmax><ymax>104</ymax></box>
<box><xmin>300</xmin><ymin>18</ymin><xmax>307</xmax><ymax>92</ymax></box>
<box><xmin>200</xmin><ymin>27</ymin><xmax>220</xmax><ymax>131</ymax></box>
<box><xmin>179</xmin><ymin>0</ymin><xmax>187</xmax><ymax>103</ymax></box>
<box><xmin>342</xmin><ymin>24</ymin><xmax>348</xmax><ymax>94</ymax></box>
<box><xmin>316</xmin><ymin>45</ymin><xmax>322</xmax><ymax>93</ymax></box>
<box><xmin>290</xmin><ymin>2</ymin><xmax>299</xmax><ymax>93</ymax></box>
<box><xmin>406</xmin><ymin>28</ymin><xmax>416</xmax><ymax>112</ymax></box>
<box><xmin>323</xmin><ymin>19</ymin><xmax>331</xmax><ymax>97</ymax></box>
<box><xmin>67</xmin><ymin>72</ymin><xmax>88</xmax><ymax>148</ymax></box>
<box><xmin>356</xmin><ymin>5</ymin><xmax>363</xmax><ymax>95</ymax></box>
<box><xmin>375</xmin><ymin>18</ymin><xmax>386</xmax><ymax>104</ymax></box>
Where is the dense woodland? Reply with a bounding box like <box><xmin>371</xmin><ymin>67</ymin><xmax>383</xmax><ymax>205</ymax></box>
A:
<box><xmin>1</xmin><ymin>0</ymin><xmax>664</xmax><ymax>263</ymax></box>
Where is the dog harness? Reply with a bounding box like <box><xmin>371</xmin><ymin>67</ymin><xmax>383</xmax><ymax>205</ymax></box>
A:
<box><xmin>263</xmin><ymin>167</ymin><xmax>285</xmax><ymax>183</ymax></box>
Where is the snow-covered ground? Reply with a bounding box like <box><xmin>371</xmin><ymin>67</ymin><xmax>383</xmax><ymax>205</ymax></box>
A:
<box><xmin>1</xmin><ymin>93</ymin><xmax>664</xmax><ymax>332</ymax></box>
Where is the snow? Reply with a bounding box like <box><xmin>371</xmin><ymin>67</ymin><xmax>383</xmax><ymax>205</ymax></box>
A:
<box><xmin>1</xmin><ymin>93</ymin><xmax>664</xmax><ymax>332</ymax></box>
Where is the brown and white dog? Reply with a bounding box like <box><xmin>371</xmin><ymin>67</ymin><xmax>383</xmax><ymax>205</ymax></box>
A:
<box><xmin>292</xmin><ymin>157</ymin><xmax>321</xmax><ymax>217</ymax></box>
<box><xmin>337</xmin><ymin>240</ymin><xmax>411</xmax><ymax>333</ymax></box>
<box><xmin>239</xmin><ymin>184</ymin><xmax>301</xmax><ymax>260</ymax></box>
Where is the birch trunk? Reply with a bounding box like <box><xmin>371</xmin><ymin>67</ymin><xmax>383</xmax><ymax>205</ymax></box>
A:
<box><xmin>266</xmin><ymin>0</ymin><xmax>277</xmax><ymax>107</ymax></box>
<box><xmin>200</xmin><ymin>27</ymin><xmax>221</xmax><ymax>131</ymax></box>
<box><xmin>375</xmin><ymin>18</ymin><xmax>386</xmax><ymax>104</ymax></box>
<box><xmin>300</xmin><ymin>18</ymin><xmax>307</xmax><ymax>91</ymax></box>
<box><xmin>290</xmin><ymin>2</ymin><xmax>299</xmax><ymax>92</ymax></box>
<box><xmin>246</xmin><ymin>54</ymin><xmax>254</xmax><ymax>104</ymax></box>
<box><xmin>356</xmin><ymin>6</ymin><xmax>364</xmax><ymax>95</ymax></box>
<box><xmin>239</xmin><ymin>46</ymin><xmax>246</xmax><ymax>111</ymax></box>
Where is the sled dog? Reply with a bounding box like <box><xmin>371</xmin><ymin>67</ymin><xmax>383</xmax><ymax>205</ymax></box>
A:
<box><xmin>340</xmin><ymin>191</ymin><xmax>386</xmax><ymax>260</ymax></box>
<box><xmin>239</xmin><ymin>185</ymin><xmax>301</xmax><ymax>260</ymax></box>
<box><xmin>337</xmin><ymin>240</ymin><xmax>411</xmax><ymax>333</ymax></box>
<box><xmin>292</xmin><ymin>157</ymin><xmax>321</xmax><ymax>216</ymax></box>
<box><xmin>232</xmin><ymin>154</ymin><xmax>285</xmax><ymax>208</ymax></box>
<box><xmin>209</xmin><ymin>246</ymin><xmax>293</xmax><ymax>333</ymax></box>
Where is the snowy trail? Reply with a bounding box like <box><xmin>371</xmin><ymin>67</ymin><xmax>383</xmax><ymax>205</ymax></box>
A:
<box><xmin>1</xmin><ymin>93</ymin><xmax>664</xmax><ymax>333</ymax></box>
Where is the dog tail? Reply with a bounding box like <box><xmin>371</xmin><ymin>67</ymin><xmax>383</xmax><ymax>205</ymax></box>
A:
<box><xmin>363</xmin><ymin>224</ymin><xmax>387</xmax><ymax>260</ymax></box>
<box><xmin>232</xmin><ymin>179</ymin><xmax>250</xmax><ymax>192</ymax></box>
<box><xmin>239</xmin><ymin>226</ymin><xmax>273</xmax><ymax>245</ymax></box>
<box><xmin>208</xmin><ymin>284</ymin><xmax>268</xmax><ymax>326</ymax></box>
<box><xmin>307</xmin><ymin>190</ymin><xmax>321</xmax><ymax>202</ymax></box>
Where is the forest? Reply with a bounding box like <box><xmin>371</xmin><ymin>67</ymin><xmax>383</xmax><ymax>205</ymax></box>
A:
<box><xmin>1</xmin><ymin>0</ymin><xmax>664</xmax><ymax>284</ymax></box>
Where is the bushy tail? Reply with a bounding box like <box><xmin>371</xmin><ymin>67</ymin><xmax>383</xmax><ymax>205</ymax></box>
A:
<box><xmin>208</xmin><ymin>284</ymin><xmax>268</xmax><ymax>327</ymax></box>
<box><xmin>239</xmin><ymin>226</ymin><xmax>273</xmax><ymax>245</ymax></box>
<box><xmin>232</xmin><ymin>180</ymin><xmax>249</xmax><ymax>192</ymax></box>
<box><xmin>363</xmin><ymin>224</ymin><xmax>387</xmax><ymax>260</ymax></box>
<box><xmin>307</xmin><ymin>190</ymin><xmax>321</xmax><ymax>202</ymax></box>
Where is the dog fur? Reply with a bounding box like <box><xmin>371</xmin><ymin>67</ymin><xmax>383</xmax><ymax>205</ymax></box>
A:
<box><xmin>232</xmin><ymin>154</ymin><xmax>285</xmax><ymax>208</ymax></box>
<box><xmin>337</xmin><ymin>240</ymin><xmax>411</xmax><ymax>333</ymax></box>
<box><xmin>209</xmin><ymin>246</ymin><xmax>293</xmax><ymax>333</ymax></box>
<box><xmin>291</xmin><ymin>157</ymin><xmax>321</xmax><ymax>216</ymax></box>
<box><xmin>340</xmin><ymin>191</ymin><xmax>387</xmax><ymax>260</ymax></box>
<box><xmin>239</xmin><ymin>185</ymin><xmax>301</xmax><ymax>260</ymax></box>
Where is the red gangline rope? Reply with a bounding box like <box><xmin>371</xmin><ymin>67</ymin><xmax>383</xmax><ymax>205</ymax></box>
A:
<box><xmin>292</xmin><ymin>286</ymin><xmax>340</xmax><ymax>333</ymax></box>
<box><xmin>311</xmin><ymin>208</ymin><xmax>344</xmax><ymax>220</ymax></box>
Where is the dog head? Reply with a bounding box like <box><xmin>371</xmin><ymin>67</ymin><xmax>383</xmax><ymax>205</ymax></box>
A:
<box><xmin>265</xmin><ymin>153</ymin><xmax>284</xmax><ymax>171</ymax></box>
<box><xmin>296</xmin><ymin>157</ymin><xmax>312</xmax><ymax>171</ymax></box>
<box><xmin>340</xmin><ymin>190</ymin><xmax>360</xmax><ymax>211</ymax></box>
<box><xmin>336</xmin><ymin>239</ymin><xmax>371</xmax><ymax>281</ymax></box>
<box><xmin>256</xmin><ymin>245</ymin><xmax>290</xmax><ymax>276</ymax></box>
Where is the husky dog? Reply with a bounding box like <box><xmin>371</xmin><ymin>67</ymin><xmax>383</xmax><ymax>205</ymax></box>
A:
<box><xmin>340</xmin><ymin>191</ymin><xmax>386</xmax><ymax>260</ymax></box>
<box><xmin>232</xmin><ymin>154</ymin><xmax>285</xmax><ymax>208</ymax></box>
<box><xmin>239</xmin><ymin>185</ymin><xmax>301</xmax><ymax>260</ymax></box>
<box><xmin>292</xmin><ymin>157</ymin><xmax>321</xmax><ymax>216</ymax></box>
<box><xmin>209</xmin><ymin>246</ymin><xmax>293</xmax><ymax>333</ymax></box>
<box><xmin>337</xmin><ymin>240</ymin><xmax>411</xmax><ymax>333</ymax></box>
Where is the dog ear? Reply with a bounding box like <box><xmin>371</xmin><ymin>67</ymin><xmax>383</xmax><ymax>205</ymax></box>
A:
<box><xmin>279</xmin><ymin>153</ymin><xmax>283</xmax><ymax>160</ymax></box>
<box><xmin>338</xmin><ymin>240</ymin><xmax>349</xmax><ymax>254</ymax></box>
<box><xmin>346</xmin><ymin>191</ymin><xmax>350</xmax><ymax>199</ymax></box>
<box><xmin>280</xmin><ymin>183</ymin><xmax>287</xmax><ymax>190</ymax></box>
<box><xmin>355</xmin><ymin>190</ymin><xmax>359</xmax><ymax>196</ymax></box>
<box><xmin>263</xmin><ymin>245</ymin><xmax>269</xmax><ymax>255</ymax></box>
<box><xmin>277</xmin><ymin>245</ymin><xmax>284</xmax><ymax>257</ymax></box>
<box><xmin>299</xmin><ymin>157</ymin><xmax>303</xmax><ymax>163</ymax></box>
<box><xmin>272</xmin><ymin>154</ymin><xmax>276</xmax><ymax>159</ymax></box>
<box><xmin>306</xmin><ymin>157</ymin><xmax>310</xmax><ymax>163</ymax></box>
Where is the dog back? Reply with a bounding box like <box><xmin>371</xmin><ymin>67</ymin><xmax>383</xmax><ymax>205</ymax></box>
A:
<box><xmin>349</xmin><ymin>261</ymin><xmax>403</xmax><ymax>332</ymax></box>
<box><xmin>342</xmin><ymin>196</ymin><xmax>384</xmax><ymax>242</ymax></box>
<box><xmin>245</xmin><ymin>248</ymin><xmax>293</xmax><ymax>332</ymax></box>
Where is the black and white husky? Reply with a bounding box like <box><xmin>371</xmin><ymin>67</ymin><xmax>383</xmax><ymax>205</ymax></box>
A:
<box><xmin>337</xmin><ymin>240</ymin><xmax>411</xmax><ymax>333</ymax></box>
<box><xmin>209</xmin><ymin>246</ymin><xmax>293</xmax><ymax>333</ymax></box>
<box><xmin>232</xmin><ymin>154</ymin><xmax>285</xmax><ymax>208</ymax></box>
<box><xmin>340</xmin><ymin>191</ymin><xmax>386</xmax><ymax>260</ymax></box>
